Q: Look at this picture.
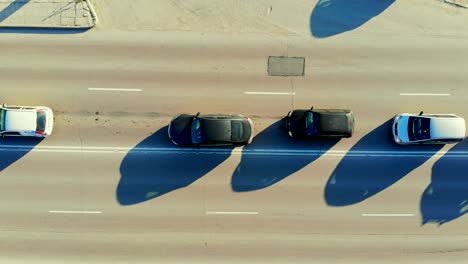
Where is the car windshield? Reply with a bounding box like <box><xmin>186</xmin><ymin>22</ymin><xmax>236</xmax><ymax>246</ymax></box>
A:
<box><xmin>409</xmin><ymin>116</ymin><xmax>431</xmax><ymax>141</ymax></box>
<box><xmin>0</xmin><ymin>109</ymin><xmax>5</xmax><ymax>132</ymax></box>
<box><xmin>231</xmin><ymin>120</ymin><xmax>244</xmax><ymax>142</ymax></box>
<box><xmin>36</xmin><ymin>111</ymin><xmax>46</xmax><ymax>132</ymax></box>
<box><xmin>304</xmin><ymin>112</ymin><xmax>319</xmax><ymax>136</ymax></box>
<box><xmin>191</xmin><ymin>117</ymin><xmax>204</xmax><ymax>144</ymax></box>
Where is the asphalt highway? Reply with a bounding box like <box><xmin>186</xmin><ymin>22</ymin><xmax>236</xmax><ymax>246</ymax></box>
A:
<box><xmin>0</xmin><ymin>30</ymin><xmax>467</xmax><ymax>263</ymax></box>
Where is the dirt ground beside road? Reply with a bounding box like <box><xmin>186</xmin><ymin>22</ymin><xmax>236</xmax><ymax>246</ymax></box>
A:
<box><xmin>91</xmin><ymin>0</ymin><xmax>468</xmax><ymax>38</ymax></box>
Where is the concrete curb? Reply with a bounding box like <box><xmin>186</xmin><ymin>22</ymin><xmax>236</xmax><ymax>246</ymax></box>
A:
<box><xmin>0</xmin><ymin>24</ymin><xmax>92</xmax><ymax>29</ymax></box>
<box><xmin>85</xmin><ymin>0</ymin><xmax>99</xmax><ymax>26</ymax></box>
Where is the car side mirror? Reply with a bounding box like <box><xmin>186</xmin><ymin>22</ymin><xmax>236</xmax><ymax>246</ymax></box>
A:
<box><xmin>419</xmin><ymin>111</ymin><xmax>423</xmax><ymax>116</ymax></box>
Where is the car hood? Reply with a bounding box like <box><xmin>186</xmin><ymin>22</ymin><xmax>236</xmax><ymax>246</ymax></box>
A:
<box><xmin>5</xmin><ymin>110</ymin><xmax>36</xmax><ymax>132</ymax></box>
<box><xmin>168</xmin><ymin>115</ymin><xmax>193</xmax><ymax>146</ymax></box>
<box><xmin>287</xmin><ymin>110</ymin><xmax>307</xmax><ymax>136</ymax></box>
<box><xmin>44</xmin><ymin>108</ymin><xmax>54</xmax><ymax>135</ymax></box>
<box><xmin>396</xmin><ymin>116</ymin><xmax>410</xmax><ymax>143</ymax></box>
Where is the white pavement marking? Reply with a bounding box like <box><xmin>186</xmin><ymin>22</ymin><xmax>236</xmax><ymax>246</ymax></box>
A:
<box><xmin>399</xmin><ymin>93</ymin><xmax>451</xmax><ymax>96</ymax></box>
<box><xmin>361</xmin><ymin>213</ymin><xmax>414</xmax><ymax>217</ymax></box>
<box><xmin>88</xmin><ymin>88</ymin><xmax>142</xmax><ymax>92</ymax></box>
<box><xmin>206</xmin><ymin>211</ymin><xmax>259</xmax><ymax>215</ymax></box>
<box><xmin>2</xmin><ymin>145</ymin><xmax>468</xmax><ymax>157</ymax></box>
<box><xmin>243</xmin><ymin>91</ymin><xmax>295</xmax><ymax>95</ymax></box>
<box><xmin>49</xmin><ymin>210</ymin><xmax>102</xmax><ymax>214</ymax></box>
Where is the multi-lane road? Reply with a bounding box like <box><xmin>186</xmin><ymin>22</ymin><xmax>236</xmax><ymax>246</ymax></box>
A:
<box><xmin>1</xmin><ymin>20</ymin><xmax>468</xmax><ymax>263</ymax></box>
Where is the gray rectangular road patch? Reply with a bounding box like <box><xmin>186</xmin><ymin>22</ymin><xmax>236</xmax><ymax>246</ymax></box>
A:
<box><xmin>268</xmin><ymin>56</ymin><xmax>305</xmax><ymax>76</ymax></box>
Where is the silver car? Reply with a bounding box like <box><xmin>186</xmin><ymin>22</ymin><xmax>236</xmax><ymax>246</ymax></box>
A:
<box><xmin>392</xmin><ymin>111</ymin><xmax>465</xmax><ymax>145</ymax></box>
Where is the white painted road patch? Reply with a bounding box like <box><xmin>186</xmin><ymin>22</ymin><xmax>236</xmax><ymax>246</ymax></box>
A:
<box><xmin>88</xmin><ymin>88</ymin><xmax>143</xmax><ymax>92</ymax></box>
<box><xmin>49</xmin><ymin>210</ymin><xmax>103</xmax><ymax>214</ymax></box>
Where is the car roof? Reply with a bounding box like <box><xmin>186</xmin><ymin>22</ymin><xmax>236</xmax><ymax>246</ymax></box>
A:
<box><xmin>429</xmin><ymin>116</ymin><xmax>466</xmax><ymax>139</ymax></box>
<box><xmin>316</xmin><ymin>111</ymin><xmax>352</xmax><ymax>134</ymax></box>
<box><xmin>4</xmin><ymin>109</ymin><xmax>36</xmax><ymax>132</ymax></box>
<box><xmin>199</xmin><ymin>118</ymin><xmax>232</xmax><ymax>142</ymax></box>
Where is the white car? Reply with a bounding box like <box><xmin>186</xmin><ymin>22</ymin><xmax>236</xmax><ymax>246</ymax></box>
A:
<box><xmin>0</xmin><ymin>104</ymin><xmax>54</xmax><ymax>137</ymax></box>
<box><xmin>392</xmin><ymin>111</ymin><xmax>465</xmax><ymax>145</ymax></box>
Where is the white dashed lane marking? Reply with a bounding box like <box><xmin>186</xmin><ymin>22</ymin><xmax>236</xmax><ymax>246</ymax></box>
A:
<box><xmin>88</xmin><ymin>88</ymin><xmax>142</xmax><ymax>92</ymax></box>
<box><xmin>49</xmin><ymin>210</ymin><xmax>103</xmax><ymax>214</ymax></box>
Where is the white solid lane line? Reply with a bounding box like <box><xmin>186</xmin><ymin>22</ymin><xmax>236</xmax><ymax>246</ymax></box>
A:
<box><xmin>399</xmin><ymin>93</ymin><xmax>451</xmax><ymax>96</ymax></box>
<box><xmin>49</xmin><ymin>210</ymin><xmax>102</xmax><ymax>214</ymax></box>
<box><xmin>2</xmin><ymin>145</ymin><xmax>468</xmax><ymax>157</ymax></box>
<box><xmin>243</xmin><ymin>91</ymin><xmax>295</xmax><ymax>95</ymax></box>
<box><xmin>206</xmin><ymin>211</ymin><xmax>259</xmax><ymax>215</ymax></box>
<box><xmin>361</xmin><ymin>213</ymin><xmax>414</xmax><ymax>217</ymax></box>
<box><xmin>88</xmin><ymin>88</ymin><xmax>143</xmax><ymax>92</ymax></box>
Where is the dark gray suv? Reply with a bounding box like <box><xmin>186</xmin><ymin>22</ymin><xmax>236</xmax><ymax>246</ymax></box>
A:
<box><xmin>285</xmin><ymin>107</ymin><xmax>354</xmax><ymax>138</ymax></box>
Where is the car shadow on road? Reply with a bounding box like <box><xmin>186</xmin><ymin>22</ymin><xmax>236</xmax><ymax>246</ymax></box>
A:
<box><xmin>231</xmin><ymin>120</ymin><xmax>340</xmax><ymax>192</ymax></box>
<box><xmin>310</xmin><ymin>0</ymin><xmax>396</xmax><ymax>38</ymax></box>
<box><xmin>324</xmin><ymin>119</ymin><xmax>443</xmax><ymax>206</ymax></box>
<box><xmin>117</xmin><ymin>126</ymin><xmax>232</xmax><ymax>205</ymax></box>
<box><xmin>0</xmin><ymin>137</ymin><xmax>43</xmax><ymax>172</ymax></box>
<box><xmin>420</xmin><ymin>140</ymin><xmax>468</xmax><ymax>225</ymax></box>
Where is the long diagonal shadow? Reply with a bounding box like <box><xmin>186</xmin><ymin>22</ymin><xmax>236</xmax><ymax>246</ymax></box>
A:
<box><xmin>117</xmin><ymin>126</ymin><xmax>232</xmax><ymax>205</ymax></box>
<box><xmin>421</xmin><ymin>141</ymin><xmax>468</xmax><ymax>225</ymax></box>
<box><xmin>0</xmin><ymin>137</ymin><xmax>43</xmax><ymax>173</ymax></box>
<box><xmin>231</xmin><ymin>120</ymin><xmax>340</xmax><ymax>192</ymax></box>
<box><xmin>42</xmin><ymin>0</ymin><xmax>75</xmax><ymax>22</ymax></box>
<box><xmin>310</xmin><ymin>0</ymin><xmax>396</xmax><ymax>38</ymax></box>
<box><xmin>0</xmin><ymin>0</ymin><xmax>30</xmax><ymax>23</ymax></box>
<box><xmin>325</xmin><ymin>119</ymin><xmax>443</xmax><ymax>206</ymax></box>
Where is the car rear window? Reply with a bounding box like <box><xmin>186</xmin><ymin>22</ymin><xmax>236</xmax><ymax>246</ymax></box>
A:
<box><xmin>231</xmin><ymin>121</ymin><xmax>244</xmax><ymax>142</ymax></box>
<box><xmin>305</xmin><ymin>112</ymin><xmax>319</xmax><ymax>136</ymax></box>
<box><xmin>36</xmin><ymin>111</ymin><xmax>47</xmax><ymax>132</ymax></box>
